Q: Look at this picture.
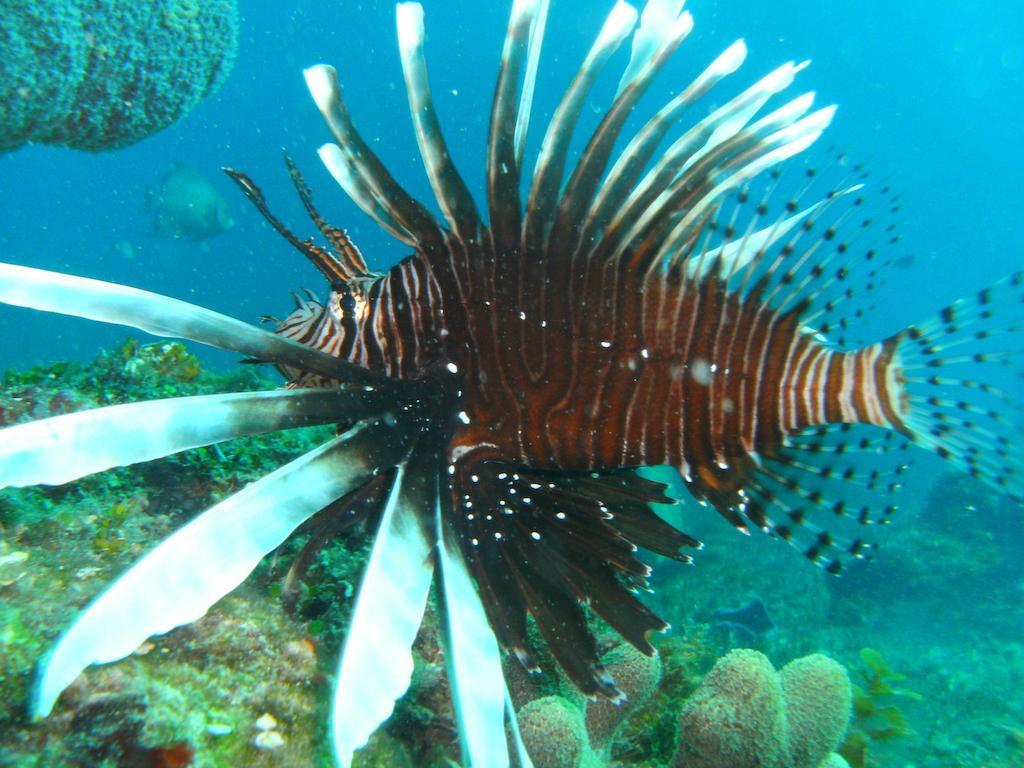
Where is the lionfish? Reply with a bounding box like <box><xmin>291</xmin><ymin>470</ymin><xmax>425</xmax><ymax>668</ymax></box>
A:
<box><xmin>1</xmin><ymin>0</ymin><xmax>1020</xmax><ymax>765</ymax></box>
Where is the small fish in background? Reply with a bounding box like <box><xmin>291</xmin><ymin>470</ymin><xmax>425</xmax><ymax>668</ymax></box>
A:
<box><xmin>891</xmin><ymin>254</ymin><xmax>916</xmax><ymax>269</ymax></box>
<box><xmin>114</xmin><ymin>240</ymin><xmax>135</xmax><ymax>260</ymax></box>
<box><xmin>711</xmin><ymin>596</ymin><xmax>776</xmax><ymax>643</ymax></box>
<box><xmin>150</xmin><ymin>165</ymin><xmax>234</xmax><ymax>241</ymax></box>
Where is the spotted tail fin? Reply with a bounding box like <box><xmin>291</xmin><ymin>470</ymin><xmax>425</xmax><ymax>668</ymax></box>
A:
<box><xmin>730</xmin><ymin>273</ymin><xmax>1023</xmax><ymax>574</ymax></box>
<box><xmin>894</xmin><ymin>272</ymin><xmax>1024</xmax><ymax>502</ymax></box>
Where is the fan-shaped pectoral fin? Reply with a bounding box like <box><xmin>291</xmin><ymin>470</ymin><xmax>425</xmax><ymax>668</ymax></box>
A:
<box><xmin>33</xmin><ymin>416</ymin><xmax>411</xmax><ymax>720</ymax></box>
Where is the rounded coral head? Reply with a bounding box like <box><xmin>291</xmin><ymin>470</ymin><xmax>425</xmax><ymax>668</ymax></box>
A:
<box><xmin>1</xmin><ymin>0</ymin><xmax>238</xmax><ymax>153</ymax></box>
<box><xmin>516</xmin><ymin>695</ymin><xmax>588</xmax><ymax>768</ymax></box>
<box><xmin>586</xmin><ymin>643</ymin><xmax>663</xmax><ymax>751</ymax></box>
<box><xmin>675</xmin><ymin>648</ymin><xmax>788</xmax><ymax>768</ymax></box>
<box><xmin>780</xmin><ymin>654</ymin><xmax>853</xmax><ymax>768</ymax></box>
<box><xmin>674</xmin><ymin>648</ymin><xmax>853</xmax><ymax>768</ymax></box>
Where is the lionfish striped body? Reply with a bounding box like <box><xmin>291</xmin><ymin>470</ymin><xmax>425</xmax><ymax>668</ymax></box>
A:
<box><xmin>274</xmin><ymin>235</ymin><xmax>904</xmax><ymax>482</ymax></box>
<box><xmin>0</xmin><ymin>1</ymin><xmax>1020</xmax><ymax>766</ymax></box>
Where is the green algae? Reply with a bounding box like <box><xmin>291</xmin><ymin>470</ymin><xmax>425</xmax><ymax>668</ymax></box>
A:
<box><xmin>837</xmin><ymin>648</ymin><xmax>920</xmax><ymax>768</ymax></box>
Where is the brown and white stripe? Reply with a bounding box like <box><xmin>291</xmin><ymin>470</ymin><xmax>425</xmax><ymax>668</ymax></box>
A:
<box><xmin>273</xmin><ymin>256</ymin><xmax>446</xmax><ymax>384</ymax></box>
<box><xmin>777</xmin><ymin>338</ymin><xmax>906</xmax><ymax>434</ymax></box>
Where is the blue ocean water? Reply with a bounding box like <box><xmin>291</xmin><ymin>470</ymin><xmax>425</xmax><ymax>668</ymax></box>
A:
<box><xmin>1</xmin><ymin>2</ymin><xmax>1023</xmax><ymax>767</ymax></box>
<box><xmin>1</xmin><ymin>0</ymin><xmax>1021</xmax><ymax>368</ymax></box>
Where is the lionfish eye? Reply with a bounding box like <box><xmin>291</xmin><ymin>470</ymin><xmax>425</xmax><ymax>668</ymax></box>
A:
<box><xmin>334</xmin><ymin>285</ymin><xmax>357</xmax><ymax>316</ymax></box>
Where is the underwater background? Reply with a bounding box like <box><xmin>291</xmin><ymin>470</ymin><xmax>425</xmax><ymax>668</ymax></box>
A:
<box><xmin>1</xmin><ymin>0</ymin><xmax>1022</xmax><ymax>766</ymax></box>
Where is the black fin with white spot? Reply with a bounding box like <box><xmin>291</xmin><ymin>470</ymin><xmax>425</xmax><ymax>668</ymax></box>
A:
<box><xmin>452</xmin><ymin>463</ymin><xmax>698</xmax><ymax>697</ymax></box>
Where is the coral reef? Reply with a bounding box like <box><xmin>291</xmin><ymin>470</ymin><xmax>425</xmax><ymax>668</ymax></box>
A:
<box><xmin>512</xmin><ymin>641</ymin><xmax>665</xmax><ymax>768</ymax></box>
<box><xmin>782</xmin><ymin>654</ymin><xmax>854</xmax><ymax>768</ymax></box>
<box><xmin>514</xmin><ymin>639</ymin><xmax>688</xmax><ymax>768</ymax></box>
<box><xmin>674</xmin><ymin>648</ymin><xmax>788</xmax><ymax>768</ymax></box>
<box><xmin>0</xmin><ymin>345</ymin><xmax>336</xmax><ymax>766</ymax></box>
<box><xmin>674</xmin><ymin>648</ymin><xmax>851</xmax><ymax>768</ymax></box>
<box><xmin>0</xmin><ymin>341</ymin><xmax>468</xmax><ymax>767</ymax></box>
<box><xmin>0</xmin><ymin>0</ymin><xmax>237</xmax><ymax>153</ymax></box>
<box><xmin>512</xmin><ymin>643</ymin><xmax>853</xmax><ymax>768</ymax></box>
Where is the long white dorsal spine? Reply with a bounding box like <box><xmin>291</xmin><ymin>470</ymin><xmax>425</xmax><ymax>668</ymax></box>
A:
<box><xmin>581</xmin><ymin>38</ymin><xmax>748</xmax><ymax>243</ymax></box>
<box><xmin>316</xmin><ymin>141</ymin><xmax>419</xmax><ymax>246</ymax></box>
<box><xmin>513</xmin><ymin>0</ymin><xmax>551</xmax><ymax>167</ymax></box>
<box><xmin>305</xmin><ymin>65</ymin><xmax>420</xmax><ymax>246</ymax></box>
<box><xmin>607</xmin><ymin>60</ymin><xmax>813</xmax><ymax>272</ymax></box>
<box><xmin>552</xmin><ymin>4</ymin><xmax>692</xmax><ymax>260</ymax></box>
<box><xmin>617</xmin><ymin>0</ymin><xmax>687</xmax><ymax>96</ymax></box>
<box><xmin>524</xmin><ymin>0</ymin><xmax>637</xmax><ymax>245</ymax></box>
<box><xmin>304</xmin><ymin>62</ymin><xmax>442</xmax><ymax>250</ymax></box>
<box><xmin>606</xmin><ymin>58</ymin><xmax>794</xmax><ymax>249</ymax></box>
<box><xmin>396</xmin><ymin>2</ymin><xmax>481</xmax><ymax>244</ymax></box>
<box><xmin>655</xmin><ymin>105</ymin><xmax>837</xmax><ymax>269</ymax></box>
<box><xmin>675</xmin><ymin>60</ymin><xmax>804</xmax><ymax>179</ymax></box>
<box><xmin>489</xmin><ymin>0</ymin><xmax>551</xmax><ymax>248</ymax></box>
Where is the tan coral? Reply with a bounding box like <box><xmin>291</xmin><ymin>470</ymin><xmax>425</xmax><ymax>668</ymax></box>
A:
<box><xmin>674</xmin><ymin>649</ymin><xmax>853</xmax><ymax>768</ymax></box>
<box><xmin>781</xmin><ymin>654</ymin><xmax>853</xmax><ymax>768</ymax></box>
<box><xmin>674</xmin><ymin>648</ymin><xmax>789</xmax><ymax>768</ymax></box>
<box><xmin>517</xmin><ymin>695</ymin><xmax>589</xmax><ymax>768</ymax></box>
<box><xmin>585</xmin><ymin>643</ymin><xmax>662</xmax><ymax>752</ymax></box>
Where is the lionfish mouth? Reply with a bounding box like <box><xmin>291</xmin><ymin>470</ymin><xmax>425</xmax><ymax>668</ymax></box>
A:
<box><xmin>2</xmin><ymin>1</ymin><xmax>1022</xmax><ymax>767</ymax></box>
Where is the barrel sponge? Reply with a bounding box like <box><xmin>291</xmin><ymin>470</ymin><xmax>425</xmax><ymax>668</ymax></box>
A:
<box><xmin>0</xmin><ymin>0</ymin><xmax>237</xmax><ymax>153</ymax></box>
<box><xmin>517</xmin><ymin>695</ymin><xmax>589</xmax><ymax>768</ymax></box>
<box><xmin>781</xmin><ymin>654</ymin><xmax>853</xmax><ymax>768</ymax></box>
<box><xmin>0</xmin><ymin>1</ymin><xmax>86</xmax><ymax>152</ymax></box>
<box><xmin>674</xmin><ymin>648</ymin><xmax>789</xmax><ymax>768</ymax></box>
<box><xmin>585</xmin><ymin>643</ymin><xmax>663</xmax><ymax>750</ymax></box>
